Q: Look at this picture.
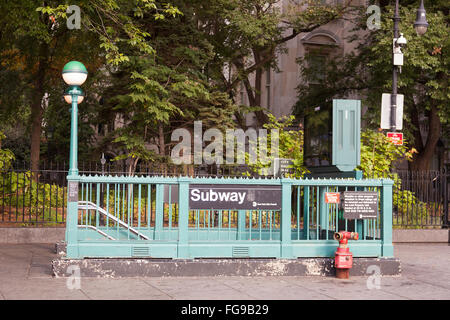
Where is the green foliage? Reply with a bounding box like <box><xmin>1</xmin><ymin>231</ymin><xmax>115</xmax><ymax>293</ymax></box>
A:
<box><xmin>358</xmin><ymin>129</ymin><xmax>415</xmax><ymax>178</ymax></box>
<box><xmin>294</xmin><ymin>4</ymin><xmax>449</xmax><ymax>169</ymax></box>
<box><xmin>101</xmin><ymin>5</ymin><xmax>238</xmax><ymax>167</ymax></box>
<box><xmin>1</xmin><ymin>0</ymin><xmax>183</xmax><ymax>165</ymax></box>
<box><xmin>244</xmin><ymin>119</ymin><xmax>418</xmax><ymax>179</ymax></box>
<box><xmin>0</xmin><ymin>132</ymin><xmax>15</xmax><ymax>170</ymax></box>
<box><xmin>37</xmin><ymin>0</ymin><xmax>182</xmax><ymax>66</ymax></box>
<box><xmin>0</xmin><ymin>171</ymin><xmax>65</xmax><ymax>224</ymax></box>
<box><xmin>244</xmin><ymin>113</ymin><xmax>308</xmax><ymax>177</ymax></box>
<box><xmin>363</xmin><ymin>6</ymin><xmax>449</xmax><ymax>132</ymax></box>
<box><xmin>356</xmin><ymin>129</ymin><xmax>433</xmax><ymax>227</ymax></box>
<box><xmin>0</xmin><ymin>0</ymin><xmax>106</xmax><ymax>164</ymax></box>
<box><xmin>111</xmin><ymin>134</ymin><xmax>165</xmax><ymax>164</ymax></box>
<box><xmin>188</xmin><ymin>0</ymin><xmax>354</xmax><ymax>126</ymax></box>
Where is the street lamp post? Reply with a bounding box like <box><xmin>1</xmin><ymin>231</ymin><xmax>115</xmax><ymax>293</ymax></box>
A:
<box><xmin>65</xmin><ymin>86</ymin><xmax>85</xmax><ymax>177</ymax></box>
<box><xmin>390</xmin><ymin>0</ymin><xmax>428</xmax><ymax>131</ymax></box>
<box><xmin>62</xmin><ymin>61</ymin><xmax>87</xmax><ymax>177</ymax></box>
<box><xmin>62</xmin><ymin>61</ymin><xmax>87</xmax><ymax>258</ymax></box>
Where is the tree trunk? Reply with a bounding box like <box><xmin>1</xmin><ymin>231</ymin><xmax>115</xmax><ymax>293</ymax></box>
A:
<box><xmin>242</xmin><ymin>71</ymin><xmax>268</xmax><ymax>128</ymax></box>
<box><xmin>158</xmin><ymin>123</ymin><xmax>166</xmax><ymax>156</ymax></box>
<box><xmin>409</xmin><ymin>104</ymin><xmax>441</xmax><ymax>171</ymax></box>
<box><xmin>251</xmin><ymin>53</ymin><xmax>268</xmax><ymax>127</ymax></box>
<box><xmin>30</xmin><ymin>42</ymin><xmax>49</xmax><ymax>175</ymax></box>
<box><xmin>235</xmin><ymin>53</ymin><xmax>269</xmax><ymax>128</ymax></box>
<box><xmin>409</xmin><ymin>101</ymin><xmax>424</xmax><ymax>153</ymax></box>
<box><xmin>30</xmin><ymin>99</ymin><xmax>43</xmax><ymax>173</ymax></box>
<box><xmin>127</xmin><ymin>157</ymin><xmax>139</xmax><ymax>176</ymax></box>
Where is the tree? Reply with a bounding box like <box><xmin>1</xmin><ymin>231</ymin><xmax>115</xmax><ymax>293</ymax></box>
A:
<box><xmin>358</xmin><ymin>129</ymin><xmax>416</xmax><ymax>178</ymax></box>
<box><xmin>0</xmin><ymin>1</ymin><xmax>181</xmax><ymax>171</ymax></box>
<box><xmin>294</xmin><ymin>4</ymin><xmax>449</xmax><ymax>171</ymax></box>
<box><xmin>0</xmin><ymin>1</ymin><xmax>59</xmax><ymax>172</ymax></box>
<box><xmin>244</xmin><ymin>113</ymin><xmax>307</xmax><ymax>177</ymax></box>
<box><xmin>91</xmin><ymin>1</ymin><xmax>238</xmax><ymax>174</ymax></box>
<box><xmin>0</xmin><ymin>1</ymin><xmax>102</xmax><ymax>170</ymax></box>
<box><xmin>195</xmin><ymin>0</ymin><xmax>356</xmax><ymax>127</ymax></box>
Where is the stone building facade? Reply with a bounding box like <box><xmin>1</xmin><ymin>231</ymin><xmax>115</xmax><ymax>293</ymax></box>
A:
<box><xmin>241</xmin><ymin>0</ymin><xmax>368</xmax><ymax>126</ymax></box>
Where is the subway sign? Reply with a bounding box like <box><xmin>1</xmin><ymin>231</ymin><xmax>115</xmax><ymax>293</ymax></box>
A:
<box><xmin>189</xmin><ymin>184</ymin><xmax>282</xmax><ymax>210</ymax></box>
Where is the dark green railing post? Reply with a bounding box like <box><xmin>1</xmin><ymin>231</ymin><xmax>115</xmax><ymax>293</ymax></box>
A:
<box><xmin>381</xmin><ymin>179</ymin><xmax>394</xmax><ymax>257</ymax></box>
<box><xmin>302</xmin><ymin>186</ymin><xmax>310</xmax><ymax>240</ymax></box>
<box><xmin>281</xmin><ymin>180</ymin><xmax>293</xmax><ymax>258</ymax></box>
<box><xmin>319</xmin><ymin>187</ymin><xmax>327</xmax><ymax>239</ymax></box>
<box><xmin>355</xmin><ymin>171</ymin><xmax>364</xmax><ymax>238</ymax></box>
<box><xmin>237</xmin><ymin>210</ymin><xmax>246</xmax><ymax>240</ymax></box>
<box><xmin>177</xmin><ymin>179</ymin><xmax>189</xmax><ymax>258</ymax></box>
<box><xmin>155</xmin><ymin>184</ymin><xmax>164</xmax><ymax>240</ymax></box>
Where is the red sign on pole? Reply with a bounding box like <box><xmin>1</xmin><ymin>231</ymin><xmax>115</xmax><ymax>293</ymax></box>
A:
<box><xmin>325</xmin><ymin>192</ymin><xmax>340</xmax><ymax>204</ymax></box>
<box><xmin>387</xmin><ymin>132</ymin><xmax>403</xmax><ymax>145</ymax></box>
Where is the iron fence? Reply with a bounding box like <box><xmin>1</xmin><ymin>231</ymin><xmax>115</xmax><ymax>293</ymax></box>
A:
<box><xmin>0</xmin><ymin>164</ymin><xmax>67</xmax><ymax>226</ymax></box>
<box><xmin>392</xmin><ymin>170</ymin><xmax>449</xmax><ymax>228</ymax></box>
<box><xmin>0</xmin><ymin>161</ymin><xmax>448</xmax><ymax>228</ymax></box>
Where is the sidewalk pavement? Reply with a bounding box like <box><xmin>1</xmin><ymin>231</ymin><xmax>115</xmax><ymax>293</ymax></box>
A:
<box><xmin>0</xmin><ymin>243</ymin><xmax>448</xmax><ymax>300</ymax></box>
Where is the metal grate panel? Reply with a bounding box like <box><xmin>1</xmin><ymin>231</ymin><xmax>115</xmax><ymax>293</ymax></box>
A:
<box><xmin>232</xmin><ymin>246</ymin><xmax>249</xmax><ymax>257</ymax></box>
<box><xmin>132</xmin><ymin>246</ymin><xmax>150</xmax><ymax>257</ymax></box>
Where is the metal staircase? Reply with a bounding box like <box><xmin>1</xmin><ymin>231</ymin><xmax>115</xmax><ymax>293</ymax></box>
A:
<box><xmin>77</xmin><ymin>201</ymin><xmax>150</xmax><ymax>240</ymax></box>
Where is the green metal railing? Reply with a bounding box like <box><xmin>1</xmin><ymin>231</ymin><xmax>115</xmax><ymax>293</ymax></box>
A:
<box><xmin>65</xmin><ymin>175</ymin><xmax>394</xmax><ymax>259</ymax></box>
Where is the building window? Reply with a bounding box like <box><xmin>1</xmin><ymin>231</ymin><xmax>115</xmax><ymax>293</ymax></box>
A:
<box><xmin>308</xmin><ymin>54</ymin><xmax>327</xmax><ymax>84</ymax></box>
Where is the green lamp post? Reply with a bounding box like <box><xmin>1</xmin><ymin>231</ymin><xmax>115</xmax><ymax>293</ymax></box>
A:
<box><xmin>62</xmin><ymin>61</ymin><xmax>87</xmax><ymax>177</ymax></box>
<box><xmin>63</xmin><ymin>61</ymin><xmax>87</xmax><ymax>257</ymax></box>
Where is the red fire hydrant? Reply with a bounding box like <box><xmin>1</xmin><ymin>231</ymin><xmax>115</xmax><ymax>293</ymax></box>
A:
<box><xmin>333</xmin><ymin>231</ymin><xmax>359</xmax><ymax>279</ymax></box>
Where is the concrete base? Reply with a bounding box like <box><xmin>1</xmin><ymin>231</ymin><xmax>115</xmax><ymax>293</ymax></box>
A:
<box><xmin>393</xmin><ymin>229</ymin><xmax>449</xmax><ymax>243</ymax></box>
<box><xmin>52</xmin><ymin>256</ymin><xmax>401</xmax><ymax>278</ymax></box>
<box><xmin>53</xmin><ymin>241</ymin><xmax>401</xmax><ymax>278</ymax></box>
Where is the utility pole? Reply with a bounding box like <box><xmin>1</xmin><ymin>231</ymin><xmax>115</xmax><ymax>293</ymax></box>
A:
<box><xmin>391</xmin><ymin>0</ymin><xmax>400</xmax><ymax>132</ymax></box>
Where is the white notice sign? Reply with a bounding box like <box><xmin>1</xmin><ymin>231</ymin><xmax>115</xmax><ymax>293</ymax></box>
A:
<box><xmin>381</xmin><ymin>93</ymin><xmax>404</xmax><ymax>130</ymax></box>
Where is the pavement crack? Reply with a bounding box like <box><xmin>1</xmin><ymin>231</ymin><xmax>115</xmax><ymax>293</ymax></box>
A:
<box><xmin>79</xmin><ymin>289</ymin><xmax>92</xmax><ymax>300</ymax></box>
<box><xmin>215</xmin><ymin>278</ymin><xmax>260</xmax><ymax>300</ymax></box>
<box><xmin>25</xmin><ymin>251</ymin><xmax>34</xmax><ymax>280</ymax></box>
<box><xmin>379</xmin><ymin>288</ymin><xmax>413</xmax><ymax>300</ymax></box>
<box><xmin>140</xmin><ymin>278</ymin><xmax>176</xmax><ymax>300</ymax></box>
<box><xmin>288</xmin><ymin>279</ymin><xmax>338</xmax><ymax>300</ymax></box>
<box><xmin>404</xmin><ymin>276</ymin><xmax>450</xmax><ymax>291</ymax></box>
